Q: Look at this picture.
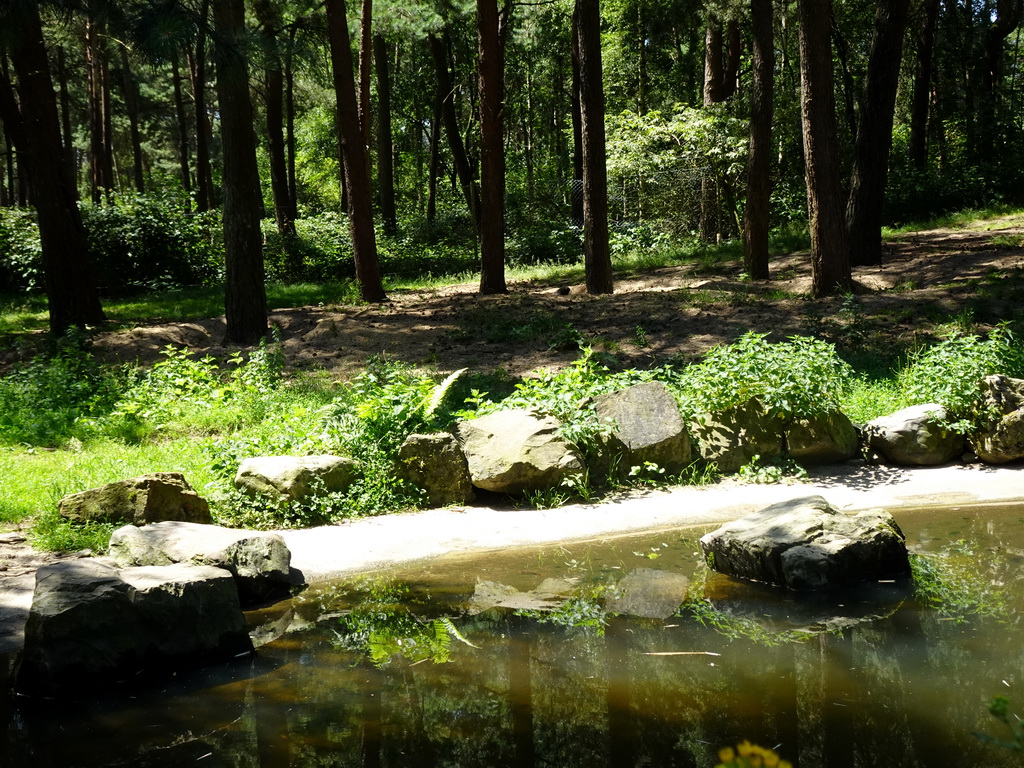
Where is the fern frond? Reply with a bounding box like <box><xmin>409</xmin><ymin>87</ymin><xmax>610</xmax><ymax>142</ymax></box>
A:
<box><xmin>424</xmin><ymin>368</ymin><xmax>467</xmax><ymax>421</ymax></box>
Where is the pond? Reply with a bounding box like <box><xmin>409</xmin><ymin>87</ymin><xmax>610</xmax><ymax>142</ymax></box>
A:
<box><xmin>3</xmin><ymin>502</ymin><xmax>1024</xmax><ymax>767</ymax></box>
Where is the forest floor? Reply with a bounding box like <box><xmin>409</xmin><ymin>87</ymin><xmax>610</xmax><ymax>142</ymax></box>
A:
<box><xmin>95</xmin><ymin>213</ymin><xmax>1024</xmax><ymax>379</ymax></box>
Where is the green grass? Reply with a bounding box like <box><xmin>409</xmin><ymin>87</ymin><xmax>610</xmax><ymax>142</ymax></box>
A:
<box><xmin>883</xmin><ymin>204</ymin><xmax>1023</xmax><ymax>235</ymax></box>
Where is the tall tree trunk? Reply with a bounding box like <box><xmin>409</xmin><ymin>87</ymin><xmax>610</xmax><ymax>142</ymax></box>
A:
<box><xmin>171</xmin><ymin>55</ymin><xmax>193</xmax><ymax>194</ymax></box>
<box><xmin>86</xmin><ymin>16</ymin><xmax>113</xmax><ymax>202</ymax></box>
<box><xmin>977</xmin><ymin>0</ymin><xmax>1023</xmax><ymax>157</ymax></box>
<box><xmin>326</xmin><ymin>0</ymin><xmax>387</xmax><ymax>303</ymax></box>
<box><xmin>799</xmin><ymin>0</ymin><xmax>853</xmax><ymax>296</ymax></box>
<box><xmin>703</xmin><ymin>21</ymin><xmax>725</xmax><ymax>104</ymax></box>
<box><xmin>285</xmin><ymin>25</ymin><xmax>298</xmax><ymax>215</ymax></box>
<box><xmin>190</xmin><ymin>0</ymin><xmax>214</xmax><ymax>211</ymax></box>
<box><xmin>56</xmin><ymin>45</ymin><xmax>77</xmax><ymax>198</ymax></box>
<box><xmin>478</xmin><ymin>0</ymin><xmax>507</xmax><ymax>295</ymax></box>
<box><xmin>253</xmin><ymin>0</ymin><xmax>297</xmax><ymax>238</ymax></box>
<box><xmin>427</xmin><ymin>32</ymin><xmax>479</xmax><ymax>230</ymax></box>
<box><xmin>427</xmin><ymin>85</ymin><xmax>442</xmax><ymax>223</ymax></box>
<box><xmin>213</xmin><ymin>0</ymin><xmax>269</xmax><ymax>345</ymax></box>
<box><xmin>358</xmin><ymin>0</ymin><xmax>373</xmax><ymax>144</ymax></box>
<box><xmin>908</xmin><ymin>0</ymin><xmax>940</xmax><ymax>168</ymax></box>
<box><xmin>374</xmin><ymin>34</ymin><xmax>397</xmax><ymax>236</ymax></box>
<box><xmin>570</xmin><ymin>21</ymin><xmax>584</xmax><ymax>227</ymax></box>
<box><xmin>119</xmin><ymin>47</ymin><xmax>145</xmax><ymax>194</ymax></box>
<box><xmin>846</xmin><ymin>0</ymin><xmax>911</xmax><ymax>267</ymax></box>
<box><xmin>575</xmin><ymin>0</ymin><xmax>613</xmax><ymax>294</ymax></box>
<box><xmin>744</xmin><ymin>0</ymin><xmax>775</xmax><ymax>280</ymax></box>
<box><xmin>2</xmin><ymin>4</ymin><xmax>105</xmax><ymax>333</ymax></box>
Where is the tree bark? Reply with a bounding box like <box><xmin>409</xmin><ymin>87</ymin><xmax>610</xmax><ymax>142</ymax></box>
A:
<box><xmin>56</xmin><ymin>45</ymin><xmax>77</xmax><ymax>197</ymax></box>
<box><xmin>171</xmin><ymin>55</ymin><xmax>193</xmax><ymax>194</ymax></box>
<box><xmin>326</xmin><ymin>0</ymin><xmax>387</xmax><ymax>303</ymax></box>
<box><xmin>253</xmin><ymin>0</ymin><xmax>297</xmax><ymax>238</ymax></box>
<box><xmin>908</xmin><ymin>0</ymin><xmax>940</xmax><ymax>168</ymax></box>
<box><xmin>374</xmin><ymin>34</ymin><xmax>397</xmax><ymax>236</ymax></box>
<box><xmin>575</xmin><ymin>0</ymin><xmax>613</xmax><ymax>294</ymax></box>
<box><xmin>190</xmin><ymin>0</ymin><xmax>214</xmax><ymax>211</ymax></box>
<box><xmin>86</xmin><ymin>16</ymin><xmax>114</xmax><ymax>202</ymax></box>
<box><xmin>2</xmin><ymin>4</ymin><xmax>106</xmax><ymax>333</ymax></box>
<box><xmin>358</xmin><ymin>0</ymin><xmax>373</xmax><ymax>144</ymax></box>
<box><xmin>743</xmin><ymin>0</ymin><xmax>775</xmax><ymax>280</ymax></box>
<box><xmin>570</xmin><ymin>19</ymin><xmax>584</xmax><ymax>227</ymax></box>
<box><xmin>478</xmin><ymin>0</ymin><xmax>507</xmax><ymax>295</ymax></box>
<box><xmin>428</xmin><ymin>32</ymin><xmax>479</xmax><ymax>230</ymax></box>
<box><xmin>118</xmin><ymin>47</ymin><xmax>146</xmax><ymax>194</ymax></box>
<box><xmin>846</xmin><ymin>0</ymin><xmax>911</xmax><ymax>267</ymax></box>
<box><xmin>213</xmin><ymin>0</ymin><xmax>269</xmax><ymax>345</ymax></box>
<box><xmin>798</xmin><ymin>0</ymin><xmax>853</xmax><ymax>296</ymax></box>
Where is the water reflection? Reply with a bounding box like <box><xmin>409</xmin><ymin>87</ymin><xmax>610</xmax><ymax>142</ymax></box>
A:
<box><xmin>3</xmin><ymin>505</ymin><xmax>1024</xmax><ymax>767</ymax></box>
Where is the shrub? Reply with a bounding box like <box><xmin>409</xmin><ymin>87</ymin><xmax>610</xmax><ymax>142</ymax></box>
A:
<box><xmin>0</xmin><ymin>333</ymin><xmax>125</xmax><ymax>447</ymax></box>
<box><xmin>0</xmin><ymin>208</ymin><xmax>44</xmax><ymax>292</ymax></box>
<box><xmin>897</xmin><ymin>326</ymin><xmax>1024</xmax><ymax>431</ymax></box>
<box><xmin>672</xmin><ymin>332</ymin><xmax>854</xmax><ymax>420</ymax></box>
<box><xmin>81</xmin><ymin>189</ymin><xmax>222</xmax><ymax>291</ymax></box>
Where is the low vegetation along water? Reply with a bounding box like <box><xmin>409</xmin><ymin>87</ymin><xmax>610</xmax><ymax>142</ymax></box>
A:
<box><xmin>3</xmin><ymin>502</ymin><xmax>1024</xmax><ymax>767</ymax></box>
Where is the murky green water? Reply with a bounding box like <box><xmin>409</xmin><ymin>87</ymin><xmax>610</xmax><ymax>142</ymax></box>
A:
<box><xmin>4</xmin><ymin>502</ymin><xmax>1024</xmax><ymax>767</ymax></box>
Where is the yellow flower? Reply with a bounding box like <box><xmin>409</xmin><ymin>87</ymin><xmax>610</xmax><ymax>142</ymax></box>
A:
<box><xmin>718</xmin><ymin>747</ymin><xmax>736</xmax><ymax>762</ymax></box>
<box><xmin>738</xmin><ymin>740</ymin><xmax>755</xmax><ymax>757</ymax></box>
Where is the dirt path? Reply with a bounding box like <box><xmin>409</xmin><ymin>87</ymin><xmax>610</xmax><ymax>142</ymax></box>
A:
<box><xmin>92</xmin><ymin>214</ymin><xmax>1024</xmax><ymax>379</ymax></box>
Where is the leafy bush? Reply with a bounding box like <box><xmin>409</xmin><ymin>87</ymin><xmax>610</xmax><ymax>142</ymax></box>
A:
<box><xmin>0</xmin><ymin>208</ymin><xmax>44</xmax><ymax>292</ymax></box>
<box><xmin>897</xmin><ymin>326</ymin><xmax>1024</xmax><ymax>430</ymax></box>
<box><xmin>673</xmin><ymin>332</ymin><xmax>854</xmax><ymax>420</ymax></box>
<box><xmin>263</xmin><ymin>213</ymin><xmax>354</xmax><ymax>283</ymax></box>
<box><xmin>81</xmin><ymin>189</ymin><xmax>222</xmax><ymax>291</ymax></box>
<box><xmin>0</xmin><ymin>334</ymin><xmax>125</xmax><ymax>446</ymax></box>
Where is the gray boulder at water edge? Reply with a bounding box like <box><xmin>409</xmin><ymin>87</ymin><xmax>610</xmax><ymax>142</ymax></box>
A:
<box><xmin>454</xmin><ymin>409</ymin><xmax>584</xmax><ymax>494</ymax></box>
<box><xmin>972</xmin><ymin>374</ymin><xmax>1024</xmax><ymax>463</ymax></box>
<box><xmin>864</xmin><ymin>404</ymin><xmax>965</xmax><ymax>465</ymax></box>
<box><xmin>699</xmin><ymin>495</ymin><xmax>910</xmax><ymax>590</ymax></box>
<box><xmin>57</xmin><ymin>472</ymin><xmax>212</xmax><ymax>526</ymax></box>
<box><xmin>593</xmin><ymin>381</ymin><xmax>691</xmax><ymax>476</ymax></box>
<box><xmin>109</xmin><ymin>521</ymin><xmax>293</xmax><ymax>603</ymax></box>
<box><xmin>397</xmin><ymin>432</ymin><xmax>475</xmax><ymax>506</ymax></box>
<box><xmin>785</xmin><ymin>410</ymin><xmax>859</xmax><ymax>464</ymax></box>
<box><xmin>15</xmin><ymin>559</ymin><xmax>251</xmax><ymax>697</ymax></box>
<box><xmin>234</xmin><ymin>455</ymin><xmax>357</xmax><ymax>501</ymax></box>
<box><xmin>688</xmin><ymin>399</ymin><xmax>785</xmax><ymax>473</ymax></box>
<box><xmin>604</xmin><ymin>568</ymin><xmax>691</xmax><ymax>619</ymax></box>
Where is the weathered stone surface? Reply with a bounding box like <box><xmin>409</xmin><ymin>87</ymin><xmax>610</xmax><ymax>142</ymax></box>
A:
<box><xmin>109</xmin><ymin>521</ymin><xmax>292</xmax><ymax>603</ymax></box>
<box><xmin>972</xmin><ymin>375</ymin><xmax>1024</xmax><ymax>463</ymax></box>
<box><xmin>234</xmin><ymin>455</ymin><xmax>357</xmax><ymax>501</ymax></box>
<box><xmin>785</xmin><ymin>410</ymin><xmax>860</xmax><ymax>465</ymax></box>
<box><xmin>397</xmin><ymin>433</ymin><xmax>475</xmax><ymax>507</ymax></box>
<box><xmin>688</xmin><ymin>399</ymin><xmax>785</xmax><ymax>473</ymax></box>
<box><xmin>699</xmin><ymin>495</ymin><xmax>910</xmax><ymax>591</ymax></box>
<box><xmin>15</xmin><ymin>559</ymin><xmax>251</xmax><ymax>697</ymax></box>
<box><xmin>864</xmin><ymin>404</ymin><xmax>965</xmax><ymax>466</ymax></box>
<box><xmin>467</xmin><ymin>578</ymin><xmax>576</xmax><ymax>615</ymax></box>
<box><xmin>605</xmin><ymin>568</ymin><xmax>690</xmax><ymax>619</ymax></box>
<box><xmin>454</xmin><ymin>409</ymin><xmax>584</xmax><ymax>494</ymax></box>
<box><xmin>57</xmin><ymin>472</ymin><xmax>211</xmax><ymax>526</ymax></box>
<box><xmin>593</xmin><ymin>381</ymin><xmax>691</xmax><ymax>476</ymax></box>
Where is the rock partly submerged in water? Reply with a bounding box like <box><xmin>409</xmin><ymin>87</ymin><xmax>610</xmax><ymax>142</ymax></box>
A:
<box><xmin>700</xmin><ymin>495</ymin><xmax>910</xmax><ymax>591</ymax></box>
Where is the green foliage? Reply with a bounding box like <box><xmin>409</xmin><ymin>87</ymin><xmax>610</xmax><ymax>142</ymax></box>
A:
<box><xmin>517</xmin><ymin>592</ymin><xmax>608</xmax><ymax>635</ymax></box>
<box><xmin>673</xmin><ymin>333</ymin><xmax>854</xmax><ymax>420</ymax></box>
<box><xmin>0</xmin><ymin>333</ymin><xmax>125</xmax><ymax>447</ymax></box>
<box><xmin>898</xmin><ymin>327</ymin><xmax>1024</xmax><ymax>431</ymax></box>
<box><xmin>29</xmin><ymin>509</ymin><xmax>117</xmax><ymax>554</ymax></box>
<box><xmin>80</xmin><ymin>190</ymin><xmax>222</xmax><ymax>290</ymax></box>
<box><xmin>0</xmin><ymin>208</ymin><xmax>44</xmax><ymax>292</ymax></box>
<box><xmin>333</xmin><ymin>579</ymin><xmax>476</xmax><ymax>666</ymax></box>
<box><xmin>909</xmin><ymin>541</ymin><xmax>1010</xmax><ymax>624</ymax></box>
<box><xmin>736</xmin><ymin>454</ymin><xmax>808</xmax><ymax>485</ymax></box>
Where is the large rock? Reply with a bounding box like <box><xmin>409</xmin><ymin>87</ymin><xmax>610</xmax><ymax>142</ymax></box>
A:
<box><xmin>396</xmin><ymin>432</ymin><xmax>475</xmax><ymax>507</ymax></box>
<box><xmin>454</xmin><ymin>409</ymin><xmax>584</xmax><ymax>494</ymax></box>
<box><xmin>972</xmin><ymin>375</ymin><xmax>1024</xmax><ymax>463</ymax></box>
<box><xmin>234</xmin><ymin>455</ymin><xmax>357</xmax><ymax>501</ymax></box>
<box><xmin>593</xmin><ymin>381</ymin><xmax>691</xmax><ymax>476</ymax></box>
<box><xmin>700</xmin><ymin>495</ymin><xmax>910</xmax><ymax>591</ymax></box>
<box><xmin>109</xmin><ymin>521</ymin><xmax>293</xmax><ymax>603</ymax></box>
<box><xmin>688</xmin><ymin>399</ymin><xmax>785</xmax><ymax>473</ymax></box>
<box><xmin>864</xmin><ymin>404</ymin><xmax>965</xmax><ymax>465</ymax></box>
<box><xmin>785</xmin><ymin>410</ymin><xmax>859</xmax><ymax>464</ymax></box>
<box><xmin>15</xmin><ymin>559</ymin><xmax>251</xmax><ymax>697</ymax></box>
<box><xmin>57</xmin><ymin>472</ymin><xmax>211</xmax><ymax>526</ymax></box>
